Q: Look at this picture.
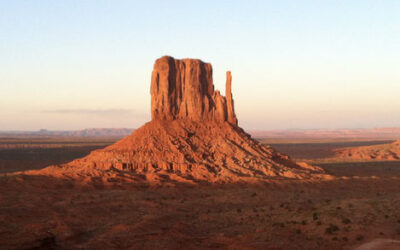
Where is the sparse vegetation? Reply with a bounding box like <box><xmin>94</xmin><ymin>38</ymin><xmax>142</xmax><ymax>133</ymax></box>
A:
<box><xmin>342</xmin><ymin>218</ymin><xmax>351</xmax><ymax>224</ymax></box>
<box><xmin>356</xmin><ymin>235</ymin><xmax>364</xmax><ymax>241</ymax></box>
<box><xmin>325</xmin><ymin>224</ymin><xmax>339</xmax><ymax>234</ymax></box>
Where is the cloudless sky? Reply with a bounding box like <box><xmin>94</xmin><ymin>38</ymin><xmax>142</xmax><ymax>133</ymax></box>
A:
<box><xmin>1</xmin><ymin>0</ymin><xmax>399</xmax><ymax>130</ymax></box>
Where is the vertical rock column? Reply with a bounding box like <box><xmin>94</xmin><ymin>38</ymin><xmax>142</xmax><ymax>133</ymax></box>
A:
<box><xmin>225</xmin><ymin>71</ymin><xmax>238</xmax><ymax>125</ymax></box>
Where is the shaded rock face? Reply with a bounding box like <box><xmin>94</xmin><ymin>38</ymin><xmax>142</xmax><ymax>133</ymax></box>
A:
<box><xmin>151</xmin><ymin>56</ymin><xmax>237</xmax><ymax>125</ymax></box>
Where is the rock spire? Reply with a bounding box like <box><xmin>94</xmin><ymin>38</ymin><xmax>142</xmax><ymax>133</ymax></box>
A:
<box><xmin>225</xmin><ymin>71</ymin><xmax>238</xmax><ymax>125</ymax></box>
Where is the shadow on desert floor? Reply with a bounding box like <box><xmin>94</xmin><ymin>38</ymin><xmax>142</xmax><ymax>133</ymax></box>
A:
<box><xmin>1</xmin><ymin>174</ymin><xmax>400</xmax><ymax>249</ymax></box>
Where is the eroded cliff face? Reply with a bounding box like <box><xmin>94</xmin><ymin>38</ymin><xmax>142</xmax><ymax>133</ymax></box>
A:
<box><xmin>150</xmin><ymin>56</ymin><xmax>237</xmax><ymax>125</ymax></box>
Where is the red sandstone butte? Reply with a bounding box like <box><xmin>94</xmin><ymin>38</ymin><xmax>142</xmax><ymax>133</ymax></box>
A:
<box><xmin>150</xmin><ymin>56</ymin><xmax>237</xmax><ymax>125</ymax></box>
<box><xmin>28</xmin><ymin>56</ymin><xmax>326</xmax><ymax>184</ymax></box>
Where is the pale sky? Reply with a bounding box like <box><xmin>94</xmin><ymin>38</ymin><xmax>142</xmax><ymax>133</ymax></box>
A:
<box><xmin>1</xmin><ymin>0</ymin><xmax>399</xmax><ymax>130</ymax></box>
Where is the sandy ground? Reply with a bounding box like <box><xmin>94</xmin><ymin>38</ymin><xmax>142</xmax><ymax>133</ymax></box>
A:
<box><xmin>355</xmin><ymin>238</ymin><xmax>400</xmax><ymax>250</ymax></box>
<box><xmin>1</xmin><ymin>174</ymin><xmax>400</xmax><ymax>250</ymax></box>
<box><xmin>1</xmin><ymin>139</ymin><xmax>400</xmax><ymax>249</ymax></box>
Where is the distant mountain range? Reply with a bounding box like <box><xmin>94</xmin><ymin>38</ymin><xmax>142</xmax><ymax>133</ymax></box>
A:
<box><xmin>249</xmin><ymin>127</ymin><xmax>400</xmax><ymax>139</ymax></box>
<box><xmin>1</xmin><ymin>127</ymin><xmax>400</xmax><ymax>139</ymax></box>
<box><xmin>0</xmin><ymin>128</ymin><xmax>134</xmax><ymax>137</ymax></box>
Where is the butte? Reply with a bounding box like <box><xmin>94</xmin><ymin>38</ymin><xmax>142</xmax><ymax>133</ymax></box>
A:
<box><xmin>29</xmin><ymin>56</ymin><xmax>326</xmax><ymax>184</ymax></box>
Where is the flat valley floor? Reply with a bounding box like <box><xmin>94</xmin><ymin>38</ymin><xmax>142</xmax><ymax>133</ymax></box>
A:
<box><xmin>1</xmin><ymin>137</ymin><xmax>400</xmax><ymax>249</ymax></box>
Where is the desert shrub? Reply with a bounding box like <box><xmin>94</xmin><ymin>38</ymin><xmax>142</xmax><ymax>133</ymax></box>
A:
<box><xmin>342</xmin><ymin>237</ymin><xmax>348</xmax><ymax>241</ymax></box>
<box><xmin>342</xmin><ymin>218</ymin><xmax>351</xmax><ymax>224</ymax></box>
<box><xmin>343</xmin><ymin>226</ymin><xmax>351</xmax><ymax>232</ymax></box>
<box><xmin>325</xmin><ymin>224</ymin><xmax>339</xmax><ymax>234</ymax></box>
<box><xmin>313</xmin><ymin>212</ymin><xmax>318</xmax><ymax>220</ymax></box>
<box><xmin>356</xmin><ymin>235</ymin><xmax>364</xmax><ymax>241</ymax></box>
<box><xmin>273</xmin><ymin>222</ymin><xmax>285</xmax><ymax>228</ymax></box>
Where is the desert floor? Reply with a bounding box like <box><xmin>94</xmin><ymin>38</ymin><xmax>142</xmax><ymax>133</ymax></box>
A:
<box><xmin>1</xmin><ymin>137</ymin><xmax>400</xmax><ymax>249</ymax></box>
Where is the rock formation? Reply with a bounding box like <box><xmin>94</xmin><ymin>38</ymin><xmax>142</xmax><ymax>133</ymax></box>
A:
<box><xmin>30</xmin><ymin>56</ymin><xmax>325</xmax><ymax>184</ymax></box>
<box><xmin>150</xmin><ymin>56</ymin><xmax>237</xmax><ymax>125</ymax></box>
<box><xmin>225</xmin><ymin>71</ymin><xmax>238</xmax><ymax>125</ymax></box>
<box><xmin>334</xmin><ymin>140</ymin><xmax>400</xmax><ymax>161</ymax></box>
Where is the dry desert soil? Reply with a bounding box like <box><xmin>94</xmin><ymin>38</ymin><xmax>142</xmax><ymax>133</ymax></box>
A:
<box><xmin>1</xmin><ymin>137</ymin><xmax>400</xmax><ymax>250</ymax></box>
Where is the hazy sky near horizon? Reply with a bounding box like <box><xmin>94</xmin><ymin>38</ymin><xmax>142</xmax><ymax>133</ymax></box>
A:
<box><xmin>1</xmin><ymin>0</ymin><xmax>399</xmax><ymax>130</ymax></box>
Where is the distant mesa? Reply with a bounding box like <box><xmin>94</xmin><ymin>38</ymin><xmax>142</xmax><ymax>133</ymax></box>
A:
<box><xmin>0</xmin><ymin>128</ymin><xmax>135</xmax><ymax>137</ymax></box>
<box><xmin>28</xmin><ymin>56</ymin><xmax>326</xmax><ymax>184</ymax></box>
<box><xmin>335</xmin><ymin>140</ymin><xmax>400</xmax><ymax>161</ymax></box>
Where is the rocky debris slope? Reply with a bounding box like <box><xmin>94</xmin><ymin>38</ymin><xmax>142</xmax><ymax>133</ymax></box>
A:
<box><xmin>28</xmin><ymin>56</ymin><xmax>325</xmax><ymax>184</ymax></box>
<box><xmin>335</xmin><ymin>140</ymin><xmax>400</xmax><ymax>161</ymax></box>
